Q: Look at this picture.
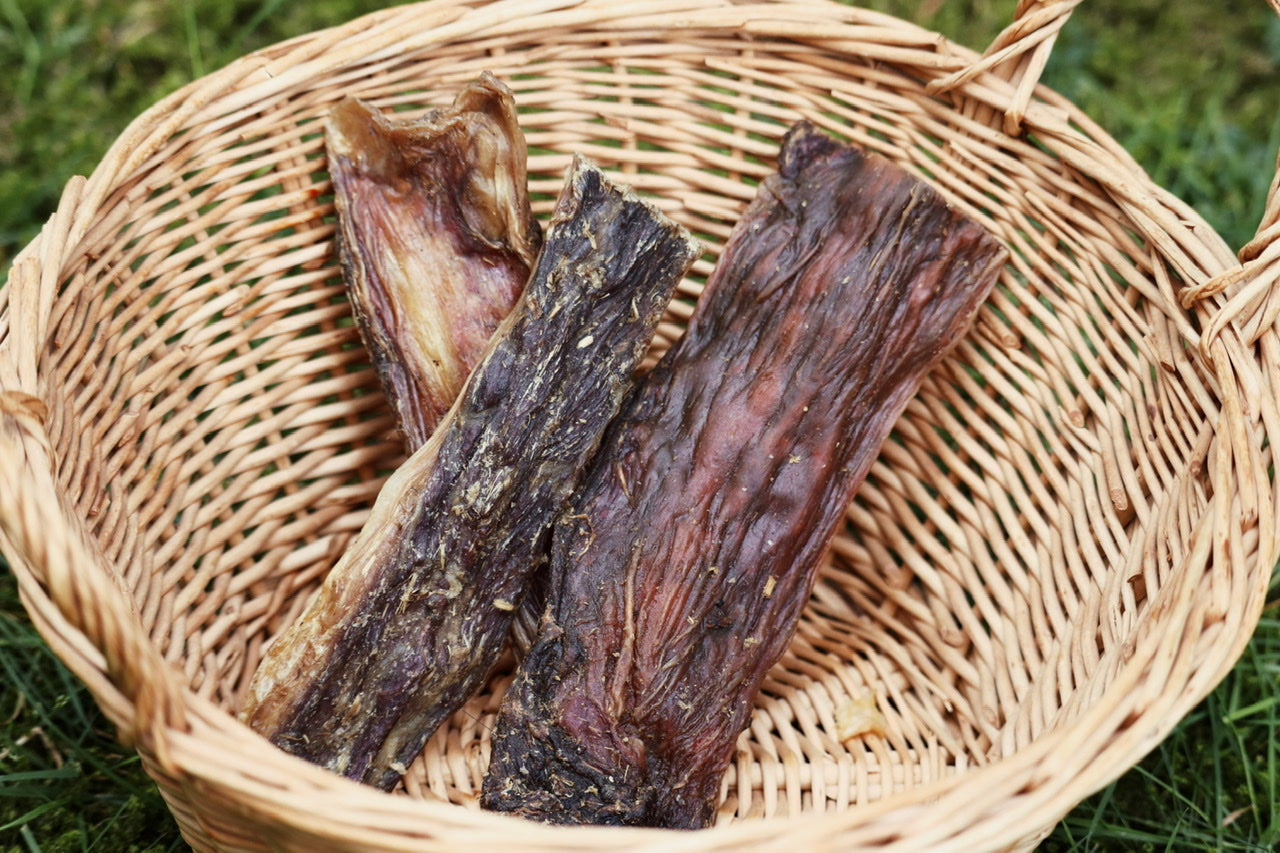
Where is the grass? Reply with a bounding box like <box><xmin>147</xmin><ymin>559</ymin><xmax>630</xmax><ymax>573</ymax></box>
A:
<box><xmin>1</xmin><ymin>576</ymin><xmax>185</xmax><ymax>852</ymax></box>
<box><xmin>2</xmin><ymin>1</ymin><xmax>1279</xmax><ymax>850</ymax></box>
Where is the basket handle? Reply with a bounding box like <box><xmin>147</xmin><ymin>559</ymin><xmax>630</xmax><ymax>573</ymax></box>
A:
<box><xmin>0</xmin><ymin>390</ymin><xmax>188</xmax><ymax>763</ymax></box>
<box><xmin>929</xmin><ymin>0</ymin><xmax>1280</xmax><ymax>351</ymax></box>
<box><xmin>1185</xmin><ymin>0</ymin><xmax>1280</xmax><ymax>351</ymax></box>
<box><xmin>1194</xmin><ymin>146</ymin><xmax>1280</xmax><ymax>351</ymax></box>
<box><xmin>925</xmin><ymin>0</ymin><xmax>1082</xmax><ymax>135</ymax></box>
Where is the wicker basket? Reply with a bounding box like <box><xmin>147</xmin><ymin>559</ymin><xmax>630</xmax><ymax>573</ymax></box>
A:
<box><xmin>3</xmin><ymin>0</ymin><xmax>1278</xmax><ymax>849</ymax></box>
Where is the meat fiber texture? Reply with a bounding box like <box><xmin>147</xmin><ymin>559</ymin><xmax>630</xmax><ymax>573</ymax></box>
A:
<box><xmin>328</xmin><ymin>73</ymin><xmax>541</xmax><ymax>449</ymax></box>
<box><xmin>482</xmin><ymin>122</ymin><xmax>1008</xmax><ymax>828</ymax></box>
<box><xmin>242</xmin><ymin>156</ymin><xmax>699</xmax><ymax>791</ymax></box>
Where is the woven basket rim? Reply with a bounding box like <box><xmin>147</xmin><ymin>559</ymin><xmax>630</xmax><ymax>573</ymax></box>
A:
<box><xmin>2</xmin><ymin>0</ymin><xmax>1276</xmax><ymax>850</ymax></box>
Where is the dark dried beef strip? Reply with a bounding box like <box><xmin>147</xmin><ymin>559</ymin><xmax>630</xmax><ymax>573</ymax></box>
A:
<box><xmin>242</xmin><ymin>156</ymin><xmax>699</xmax><ymax>791</ymax></box>
<box><xmin>481</xmin><ymin>122</ymin><xmax>1007</xmax><ymax>828</ymax></box>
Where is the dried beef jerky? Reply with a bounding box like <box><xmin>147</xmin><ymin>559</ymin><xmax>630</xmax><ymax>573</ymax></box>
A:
<box><xmin>328</xmin><ymin>73</ymin><xmax>541</xmax><ymax>448</ymax></box>
<box><xmin>242</xmin><ymin>156</ymin><xmax>699</xmax><ymax>790</ymax></box>
<box><xmin>481</xmin><ymin>122</ymin><xmax>1007</xmax><ymax>828</ymax></box>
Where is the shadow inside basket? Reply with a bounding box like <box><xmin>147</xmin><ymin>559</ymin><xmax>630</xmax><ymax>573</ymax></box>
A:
<box><xmin>42</xmin><ymin>32</ymin><xmax>1217</xmax><ymax>828</ymax></box>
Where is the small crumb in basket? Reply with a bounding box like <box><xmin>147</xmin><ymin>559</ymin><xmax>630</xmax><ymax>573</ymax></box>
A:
<box><xmin>835</xmin><ymin>693</ymin><xmax>888</xmax><ymax>742</ymax></box>
<box><xmin>494</xmin><ymin>598</ymin><xmax>515</xmax><ymax>611</ymax></box>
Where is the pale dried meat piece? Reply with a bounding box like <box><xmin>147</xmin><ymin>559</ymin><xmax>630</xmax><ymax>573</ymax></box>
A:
<box><xmin>481</xmin><ymin>122</ymin><xmax>1007</xmax><ymax>828</ymax></box>
<box><xmin>242</xmin><ymin>156</ymin><xmax>699</xmax><ymax>791</ymax></box>
<box><xmin>328</xmin><ymin>73</ymin><xmax>541</xmax><ymax>448</ymax></box>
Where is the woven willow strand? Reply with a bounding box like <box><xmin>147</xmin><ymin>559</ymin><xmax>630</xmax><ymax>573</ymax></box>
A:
<box><xmin>1</xmin><ymin>0</ymin><xmax>1277</xmax><ymax>850</ymax></box>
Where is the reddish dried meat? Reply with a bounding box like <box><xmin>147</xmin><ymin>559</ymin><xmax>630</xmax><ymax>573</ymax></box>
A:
<box><xmin>328</xmin><ymin>73</ymin><xmax>541</xmax><ymax>448</ymax></box>
<box><xmin>481</xmin><ymin>123</ymin><xmax>1007</xmax><ymax>828</ymax></box>
<box><xmin>242</xmin><ymin>157</ymin><xmax>699</xmax><ymax>790</ymax></box>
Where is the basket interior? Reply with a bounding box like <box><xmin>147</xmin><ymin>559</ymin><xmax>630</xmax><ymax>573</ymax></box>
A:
<box><xmin>34</xmin><ymin>8</ymin><xmax>1221</xmax><ymax>825</ymax></box>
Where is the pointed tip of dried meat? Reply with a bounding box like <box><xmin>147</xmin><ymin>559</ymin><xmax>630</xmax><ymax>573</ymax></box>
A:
<box><xmin>325</xmin><ymin>97</ymin><xmax>404</xmax><ymax>184</ymax></box>
<box><xmin>452</xmin><ymin>71</ymin><xmax>521</xmax><ymax>133</ymax></box>
<box><xmin>325</xmin><ymin>76</ymin><xmax>542</xmax><ymax>266</ymax></box>
<box><xmin>777</xmin><ymin>120</ymin><xmax>848</xmax><ymax>179</ymax></box>
<box><xmin>450</xmin><ymin>75</ymin><xmax>542</xmax><ymax>266</ymax></box>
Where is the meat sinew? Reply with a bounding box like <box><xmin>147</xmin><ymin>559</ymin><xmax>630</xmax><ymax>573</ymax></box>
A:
<box><xmin>328</xmin><ymin>73</ymin><xmax>541</xmax><ymax>448</ymax></box>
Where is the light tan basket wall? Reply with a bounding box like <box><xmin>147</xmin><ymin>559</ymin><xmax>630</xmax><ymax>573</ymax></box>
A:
<box><xmin>2</xmin><ymin>0</ymin><xmax>1278</xmax><ymax>850</ymax></box>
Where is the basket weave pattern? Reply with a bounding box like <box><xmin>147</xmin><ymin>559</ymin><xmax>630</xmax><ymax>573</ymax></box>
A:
<box><xmin>2</xmin><ymin>0</ymin><xmax>1278</xmax><ymax>849</ymax></box>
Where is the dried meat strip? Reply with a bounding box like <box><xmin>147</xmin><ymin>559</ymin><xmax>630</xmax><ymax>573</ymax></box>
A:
<box><xmin>328</xmin><ymin>73</ymin><xmax>541</xmax><ymax>448</ymax></box>
<box><xmin>242</xmin><ymin>156</ymin><xmax>699</xmax><ymax>790</ymax></box>
<box><xmin>481</xmin><ymin>122</ymin><xmax>1007</xmax><ymax>828</ymax></box>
